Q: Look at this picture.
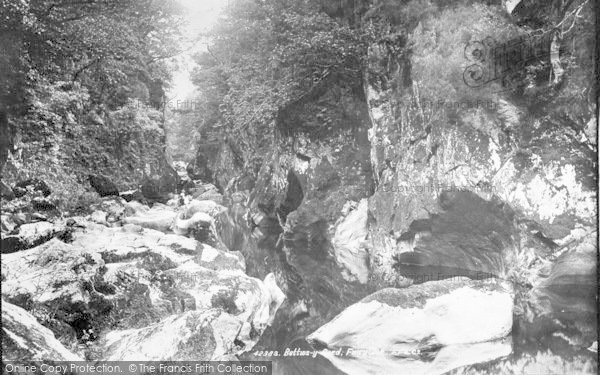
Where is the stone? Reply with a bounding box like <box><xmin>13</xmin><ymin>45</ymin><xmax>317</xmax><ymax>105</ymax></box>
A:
<box><xmin>88</xmin><ymin>174</ymin><xmax>119</xmax><ymax>197</ymax></box>
<box><xmin>0</xmin><ymin>221</ymin><xmax>68</xmax><ymax>253</ymax></box>
<box><xmin>332</xmin><ymin>199</ymin><xmax>370</xmax><ymax>283</ymax></box>
<box><xmin>2</xmin><ymin>301</ymin><xmax>82</xmax><ymax>361</ymax></box>
<box><xmin>122</xmin><ymin>203</ymin><xmax>177</xmax><ymax>233</ymax></box>
<box><xmin>119</xmin><ymin>189</ymin><xmax>144</xmax><ymax>203</ymax></box>
<box><xmin>90</xmin><ymin>210</ymin><xmax>108</xmax><ymax>225</ymax></box>
<box><xmin>308</xmin><ymin>278</ymin><xmax>513</xmax><ymax>352</ymax></box>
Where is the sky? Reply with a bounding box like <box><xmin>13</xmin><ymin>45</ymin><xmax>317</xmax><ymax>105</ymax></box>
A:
<box><xmin>168</xmin><ymin>0</ymin><xmax>227</xmax><ymax>101</ymax></box>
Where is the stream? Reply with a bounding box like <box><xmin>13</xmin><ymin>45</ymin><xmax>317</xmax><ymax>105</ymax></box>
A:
<box><xmin>216</xmin><ymin>204</ymin><xmax>597</xmax><ymax>375</ymax></box>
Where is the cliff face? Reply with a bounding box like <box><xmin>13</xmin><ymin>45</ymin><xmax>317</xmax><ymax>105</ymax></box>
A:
<box><xmin>362</xmin><ymin>0</ymin><xmax>597</xmax><ymax>288</ymax></box>
<box><xmin>205</xmin><ymin>0</ymin><xmax>596</xmax><ymax>290</ymax></box>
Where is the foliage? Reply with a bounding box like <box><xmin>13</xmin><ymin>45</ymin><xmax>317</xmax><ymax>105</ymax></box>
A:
<box><xmin>190</xmin><ymin>0</ymin><xmax>368</xmax><ymax>172</ymax></box>
<box><xmin>0</xmin><ymin>0</ymin><xmax>186</xmax><ymax>209</ymax></box>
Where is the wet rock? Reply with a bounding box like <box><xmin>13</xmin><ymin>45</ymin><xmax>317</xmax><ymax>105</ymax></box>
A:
<box><xmin>1</xmin><ymin>180</ymin><xmax>14</xmax><ymax>200</ymax></box>
<box><xmin>2</xmin><ymin>301</ymin><xmax>82</xmax><ymax>361</ymax></box>
<box><xmin>332</xmin><ymin>199</ymin><xmax>370</xmax><ymax>283</ymax></box>
<box><xmin>308</xmin><ymin>278</ymin><xmax>513</xmax><ymax>352</ymax></box>
<box><xmin>88</xmin><ymin>174</ymin><xmax>119</xmax><ymax>197</ymax></box>
<box><xmin>14</xmin><ymin>178</ymin><xmax>51</xmax><ymax>198</ymax></box>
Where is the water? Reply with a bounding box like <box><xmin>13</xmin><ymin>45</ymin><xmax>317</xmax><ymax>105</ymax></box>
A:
<box><xmin>216</xmin><ymin>205</ymin><xmax>598</xmax><ymax>375</ymax></box>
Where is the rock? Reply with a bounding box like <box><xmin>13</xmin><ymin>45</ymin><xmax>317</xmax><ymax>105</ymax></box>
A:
<box><xmin>101</xmin><ymin>309</ymin><xmax>244</xmax><ymax>360</ymax></box>
<box><xmin>504</xmin><ymin>0</ymin><xmax>522</xmax><ymax>14</ymax></box>
<box><xmin>539</xmin><ymin>238</ymin><xmax>596</xmax><ymax>289</ymax></box>
<box><xmin>88</xmin><ymin>174</ymin><xmax>119</xmax><ymax>197</ymax></box>
<box><xmin>173</xmin><ymin>212</ymin><xmax>223</xmax><ymax>249</ymax></box>
<box><xmin>332</xmin><ymin>199</ymin><xmax>370</xmax><ymax>283</ymax></box>
<box><xmin>119</xmin><ymin>189</ymin><xmax>144</xmax><ymax>203</ymax></box>
<box><xmin>308</xmin><ymin>278</ymin><xmax>513</xmax><ymax>352</ymax></box>
<box><xmin>362</xmin><ymin>2</ymin><xmax>596</xmax><ymax>285</ymax></box>
<box><xmin>1</xmin><ymin>214</ymin><xmax>17</xmax><ymax>234</ymax></box>
<box><xmin>122</xmin><ymin>203</ymin><xmax>177</xmax><ymax>232</ymax></box>
<box><xmin>1</xmin><ymin>180</ymin><xmax>14</xmax><ymax>200</ymax></box>
<box><xmin>178</xmin><ymin>178</ymin><xmax>196</xmax><ymax>194</ymax></box>
<box><xmin>187</xmin><ymin>151</ymin><xmax>213</xmax><ymax>182</ymax></box>
<box><xmin>99</xmin><ymin>198</ymin><xmax>127</xmax><ymax>223</ymax></box>
<box><xmin>141</xmin><ymin>167</ymin><xmax>179</xmax><ymax>203</ymax></box>
<box><xmin>90</xmin><ymin>210</ymin><xmax>108</xmax><ymax>225</ymax></box>
<box><xmin>184</xmin><ymin>199</ymin><xmax>227</xmax><ymax>218</ymax></box>
<box><xmin>0</xmin><ymin>221</ymin><xmax>69</xmax><ymax>253</ymax></box>
<box><xmin>14</xmin><ymin>178</ymin><xmax>51</xmax><ymax>198</ymax></box>
<box><xmin>194</xmin><ymin>190</ymin><xmax>224</xmax><ymax>204</ymax></box>
<box><xmin>2</xmin><ymin>223</ymin><xmax>284</xmax><ymax>358</ymax></box>
<box><xmin>2</xmin><ymin>301</ymin><xmax>82</xmax><ymax>361</ymax></box>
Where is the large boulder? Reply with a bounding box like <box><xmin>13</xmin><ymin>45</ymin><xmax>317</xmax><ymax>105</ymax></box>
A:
<box><xmin>88</xmin><ymin>174</ymin><xmax>119</xmax><ymax>197</ymax></box>
<box><xmin>0</xmin><ymin>221</ymin><xmax>70</xmax><ymax>253</ymax></box>
<box><xmin>122</xmin><ymin>202</ymin><xmax>177</xmax><ymax>232</ymax></box>
<box><xmin>308</xmin><ymin>278</ymin><xmax>513</xmax><ymax>373</ymax></box>
<box><xmin>2</xmin><ymin>301</ymin><xmax>82</xmax><ymax>361</ymax></box>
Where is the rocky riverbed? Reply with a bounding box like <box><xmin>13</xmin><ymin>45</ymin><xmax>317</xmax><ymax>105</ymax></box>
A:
<box><xmin>1</xmin><ymin>181</ymin><xmax>284</xmax><ymax>362</ymax></box>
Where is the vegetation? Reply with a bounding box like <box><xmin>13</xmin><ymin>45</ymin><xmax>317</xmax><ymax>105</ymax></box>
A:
<box><xmin>0</xmin><ymin>0</ymin><xmax>186</xmax><ymax>209</ymax></box>
<box><xmin>190</xmin><ymin>0</ymin><xmax>369</xmax><ymax>176</ymax></box>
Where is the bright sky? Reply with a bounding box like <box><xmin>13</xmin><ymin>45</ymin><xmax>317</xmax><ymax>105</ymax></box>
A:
<box><xmin>168</xmin><ymin>0</ymin><xmax>227</xmax><ymax>100</ymax></box>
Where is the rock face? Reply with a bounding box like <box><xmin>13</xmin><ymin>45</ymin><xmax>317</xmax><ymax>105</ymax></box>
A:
<box><xmin>1</xmin><ymin>212</ymin><xmax>284</xmax><ymax>360</ymax></box>
<box><xmin>187</xmin><ymin>151</ymin><xmax>213</xmax><ymax>183</ymax></box>
<box><xmin>361</xmin><ymin>0</ymin><xmax>596</xmax><ymax>287</ymax></box>
<box><xmin>88</xmin><ymin>174</ymin><xmax>119</xmax><ymax>197</ymax></box>
<box><xmin>141</xmin><ymin>165</ymin><xmax>179</xmax><ymax>203</ymax></box>
<box><xmin>2</xmin><ymin>301</ymin><xmax>82</xmax><ymax>361</ymax></box>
